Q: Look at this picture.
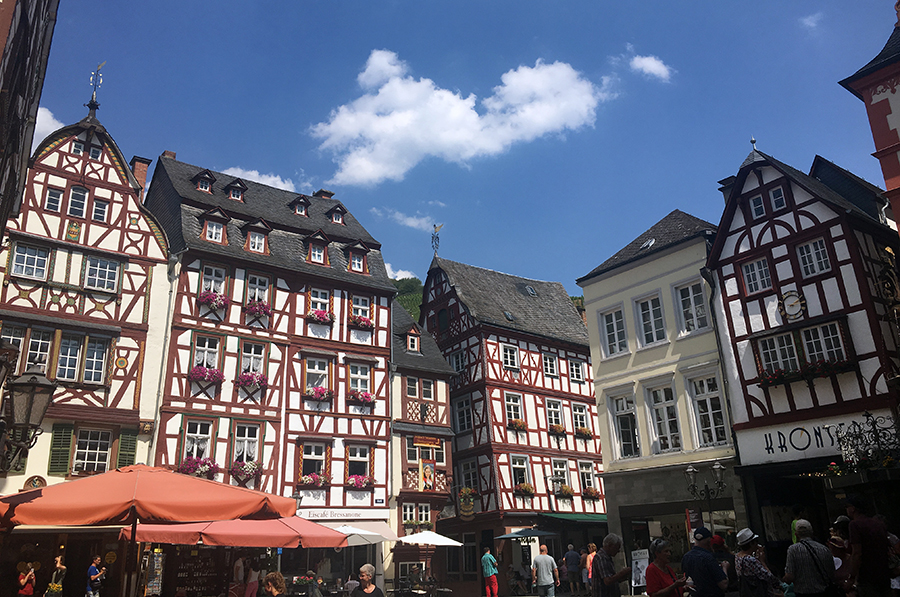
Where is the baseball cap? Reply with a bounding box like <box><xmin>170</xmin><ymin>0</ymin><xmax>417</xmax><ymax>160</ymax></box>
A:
<box><xmin>794</xmin><ymin>519</ymin><xmax>813</xmax><ymax>534</ymax></box>
<box><xmin>710</xmin><ymin>535</ymin><xmax>725</xmax><ymax>547</ymax></box>
<box><xmin>693</xmin><ymin>527</ymin><xmax>712</xmax><ymax>542</ymax></box>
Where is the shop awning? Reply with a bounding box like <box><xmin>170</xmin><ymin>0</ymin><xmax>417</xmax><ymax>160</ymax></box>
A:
<box><xmin>540</xmin><ymin>513</ymin><xmax>608</xmax><ymax>524</ymax></box>
<box><xmin>120</xmin><ymin>517</ymin><xmax>348</xmax><ymax>548</ymax></box>
<box><xmin>322</xmin><ymin>521</ymin><xmax>399</xmax><ymax>541</ymax></box>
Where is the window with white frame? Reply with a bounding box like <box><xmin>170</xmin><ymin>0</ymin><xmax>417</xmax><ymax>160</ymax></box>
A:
<box><xmin>206</xmin><ymin>221</ymin><xmax>224</xmax><ymax>242</ymax></box>
<box><xmin>638</xmin><ymin>296</ymin><xmax>666</xmax><ymax>345</ymax></box>
<box><xmin>350</xmin><ymin>253</ymin><xmax>364</xmax><ymax>272</ymax></box>
<box><xmin>84</xmin><ymin>256</ymin><xmax>119</xmax><ymax>291</ymax></box>
<box><xmin>246</xmin><ymin>274</ymin><xmax>269</xmax><ymax>302</ymax></box>
<box><xmin>56</xmin><ymin>335</ymin><xmax>82</xmax><ymax>381</ymax></box>
<box><xmin>12</xmin><ymin>244</ymin><xmax>50</xmax><ymax>280</ymax></box>
<box><xmin>677</xmin><ymin>281</ymin><xmax>708</xmax><ymax>332</ymax></box>
<box><xmin>690</xmin><ymin>376</ymin><xmax>727</xmax><ymax>447</ymax></box>
<box><xmin>601</xmin><ymin>309</ymin><xmax>628</xmax><ymax>356</ymax></box>
<box><xmin>72</xmin><ymin>141</ymin><xmax>84</xmax><ymax>155</ymax></box>
<box><xmin>197</xmin><ymin>179</ymin><xmax>210</xmax><ymax>192</ymax></box>
<box><xmin>309</xmin><ymin>244</ymin><xmax>325</xmax><ymax>263</ymax></box>
<box><xmin>27</xmin><ymin>329</ymin><xmax>52</xmax><ymax>371</ymax></box>
<box><xmin>309</xmin><ymin>288</ymin><xmax>329</xmax><ymax>311</ymax></box>
<box><xmin>803</xmin><ymin>322</ymin><xmax>845</xmax><ymax>362</ymax></box>
<box><xmin>184</xmin><ymin>420</ymin><xmax>212</xmax><ymax>459</ymax></box>
<box><xmin>83</xmin><ymin>339</ymin><xmax>108</xmax><ymax>383</ymax></box>
<box><xmin>552</xmin><ymin>459</ymin><xmax>568</xmax><ymax>486</ymax></box>
<box><xmin>579</xmin><ymin>461</ymin><xmax>594</xmax><ymax>490</ymax></box>
<box><xmin>769</xmin><ymin>187</ymin><xmax>786</xmax><ymax>211</ymax></box>
<box><xmin>234</xmin><ymin>423</ymin><xmax>259</xmax><ymax>462</ymax></box>
<box><xmin>406</xmin><ymin>436</ymin><xmax>419</xmax><ymax>461</ymax></box>
<box><xmin>650</xmin><ymin>386</ymin><xmax>681</xmax><ymax>452</ymax></box>
<box><xmin>422</xmin><ymin>379</ymin><xmax>433</xmax><ymax>400</ymax></box>
<box><xmin>202</xmin><ymin>265</ymin><xmax>226</xmax><ymax>293</ymax></box>
<box><xmin>295</xmin><ymin>203</ymin><xmax>307</xmax><ymax>216</ymax></box>
<box><xmin>402</xmin><ymin>503</ymin><xmax>416</xmax><ymax>522</ymax></box>
<box><xmin>406</xmin><ymin>376</ymin><xmax>418</xmax><ymax>398</ymax></box>
<box><xmin>742</xmin><ymin>258</ymin><xmax>772</xmax><ymax>294</ymax></box>
<box><xmin>612</xmin><ymin>395</ymin><xmax>639</xmax><ymax>458</ymax></box>
<box><xmin>73</xmin><ymin>429</ymin><xmax>111</xmax><ymax>473</ymax></box>
<box><xmin>349</xmin><ymin>363</ymin><xmax>370</xmax><ymax>392</ymax></box>
<box><xmin>69</xmin><ymin>187</ymin><xmax>87</xmax><ymax>218</ymax></box>
<box><xmin>346</xmin><ymin>445</ymin><xmax>369</xmax><ymax>477</ymax></box>
<box><xmin>306</xmin><ymin>358</ymin><xmax>328</xmax><ymax>390</ymax></box>
<box><xmin>546</xmin><ymin>400</ymin><xmax>562</xmax><ymax>427</ymax></box>
<box><xmin>451</xmin><ymin>351</ymin><xmax>466</xmax><ymax>372</ymax></box>
<box><xmin>229</xmin><ymin>188</ymin><xmax>243</xmax><ymax>201</ymax></box>
<box><xmin>543</xmin><ymin>353</ymin><xmax>558</xmax><ymax>377</ymax></box>
<box><xmin>758</xmin><ymin>333</ymin><xmax>799</xmax><ymax>373</ymax></box>
<box><xmin>45</xmin><ymin>188</ymin><xmax>62</xmax><ymax>211</ymax></box>
<box><xmin>241</xmin><ymin>342</ymin><xmax>264</xmax><ymax>373</ymax></box>
<box><xmin>460</xmin><ymin>459</ymin><xmax>477</xmax><ymax>489</ymax></box>
<box><xmin>194</xmin><ymin>336</ymin><xmax>219</xmax><ymax>368</ymax></box>
<box><xmin>750</xmin><ymin>195</ymin><xmax>765</xmax><ymax>219</ymax></box>
<box><xmin>0</xmin><ymin>325</ymin><xmax>24</xmax><ymax>350</ymax></box>
<box><xmin>511</xmin><ymin>455</ymin><xmax>529</xmax><ymax>485</ymax></box>
<box><xmin>797</xmin><ymin>238</ymin><xmax>831</xmax><ymax>278</ymax></box>
<box><xmin>332</xmin><ymin>212</ymin><xmax>343</xmax><ymax>224</ymax></box>
<box><xmin>568</xmin><ymin>360</ymin><xmax>585</xmax><ymax>383</ymax></box>
<box><xmin>248</xmin><ymin>231</ymin><xmax>266</xmax><ymax>253</ymax></box>
<box><xmin>418</xmin><ymin>503</ymin><xmax>431</xmax><ymax>523</ymax></box>
<box><xmin>352</xmin><ymin>296</ymin><xmax>370</xmax><ymax>317</ymax></box>
<box><xmin>505</xmin><ymin>393</ymin><xmax>522</xmax><ymax>422</ymax></box>
<box><xmin>501</xmin><ymin>344</ymin><xmax>519</xmax><ymax>370</ymax></box>
<box><xmin>407</xmin><ymin>334</ymin><xmax>419</xmax><ymax>352</ymax></box>
<box><xmin>301</xmin><ymin>443</ymin><xmax>325</xmax><ymax>475</ymax></box>
<box><xmin>405</xmin><ymin>438</ymin><xmax>444</xmax><ymax>464</ymax></box>
<box><xmin>89</xmin><ymin>146</ymin><xmax>102</xmax><ymax>160</ymax></box>
<box><xmin>572</xmin><ymin>404</ymin><xmax>587</xmax><ymax>430</ymax></box>
<box><xmin>92</xmin><ymin>199</ymin><xmax>109</xmax><ymax>223</ymax></box>
<box><xmin>455</xmin><ymin>398</ymin><xmax>472</xmax><ymax>432</ymax></box>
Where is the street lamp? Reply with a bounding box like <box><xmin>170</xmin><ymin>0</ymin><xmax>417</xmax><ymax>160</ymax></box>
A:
<box><xmin>0</xmin><ymin>357</ymin><xmax>57</xmax><ymax>472</ymax></box>
<box><xmin>545</xmin><ymin>473</ymin><xmax>564</xmax><ymax>512</ymax></box>
<box><xmin>291</xmin><ymin>489</ymin><xmax>303</xmax><ymax>510</ymax></box>
<box><xmin>684</xmin><ymin>461</ymin><xmax>727</xmax><ymax>534</ymax></box>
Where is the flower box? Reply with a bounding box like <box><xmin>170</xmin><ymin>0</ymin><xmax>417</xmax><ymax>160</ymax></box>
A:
<box><xmin>188</xmin><ymin>366</ymin><xmax>225</xmax><ymax>384</ymax></box>
<box><xmin>508</xmin><ymin>419</ymin><xmax>528</xmax><ymax>432</ymax></box>
<box><xmin>305</xmin><ymin>387</ymin><xmax>334</xmax><ymax>401</ymax></box>
<box><xmin>575</xmin><ymin>427</ymin><xmax>593</xmax><ymax>440</ymax></box>
<box><xmin>298</xmin><ymin>472</ymin><xmax>330</xmax><ymax>488</ymax></box>
<box><xmin>235</xmin><ymin>371</ymin><xmax>269</xmax><ymax>389</ymax></box>
<box><xmin>513</xmin><ymin>482</ymin><xmax>535</xmax><ymax>496</ymax></box>
<box><xmin>458</xmin><ymin>487</ymin><xmax>478</xmax><ymax>499</ymax></box>
<box><xmin>198</xmin><ymin>290</ymin><xmax>230</xmax><ymax>310</ymax></box>
<box><xmin>306</xmin><ymin>310</ymin><xmax>335</xmax><ymax>325</ymax></box>
<box><xmin>346</xmin><ymin>474</ymin><xmax>374</xmax><ymax>490</ymax></box>
<box><xmin>245</xmin><ymin>299</ymin><xmax>273</xmax><ymax>318</ymax></box>
<box><xmin>176</xmin><ymin>456</ymin><xmax>219</xmax><ymax>480</ymax></box>
<box><xmin>759</xmin><ymin>359</ymin><xmax>856</xmax><ymax>388</ymax></box>
<box><xmin>348</xmin><ymin>314</ymin><xmax>375</xmax><ymax>330</ymax></box>
<box><xmin>555</xmin><ymin>484</ymin><xmax>575</xmax><ymax>499</ymax></box>
<box><xmin>583</xmin><ymin>486</ymin><xmax>602</xmax><ymax>500</ymax></box>
<box><xmin>229</xmin><ymin>459</ymin><xmax>262</xmax><ymax>482</ymax></box>
<box><xmin>347</xmin><ymin>389</ymin><xmax>376</xmax><ymax>405</ymax></box>
<box><xmin>418</xmin><ymin>521</ymin><xmax>434</xmax><ymax>530</ymax></box>
<box><xmin>402</xmin><ymin>519</ymin><xmax>419</xmax><ymax>528</ymax></box>
<box><xmin>549</xmin><ymin>424</ymin><xmax>566</xmax><ymax>436</ymax></box>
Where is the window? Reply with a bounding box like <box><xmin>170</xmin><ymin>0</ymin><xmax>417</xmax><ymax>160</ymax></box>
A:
<box><xmin>572</xmin><ymin>404</ymin><xmax>587</xmax><ymax>430</ymax></box>
<box><xmin>350</xmin><ymin>253</ymin><xmax>365</xmax><ymax>272</ymax></box>
<box><xmin>417</xmin><ymin>503</ymin><xmax>430</xmax><ymax>524</ymax></box>
<box><xmin>650</xmin><ymin>387</ymin><xmax>681</xmax><ymax>452</ymax></box>
<box><xmin>73</xmin><ymin>429</ymin><xmax>111</xmax><ymax>473</ymax></box>
<box><xmin>769</xmin><ymin>187</ymin><xmax>786</xmax><ymax>211</ymax></box>
<box><xmin>501</xmin><ymin>344</ymin><xmax>519</xmax><ymax>370</ymax></box>
<box><xmin>352</xmin><ymin>296</ymin><xmax>370</xmax><ymax>317</ymax></box>
<box><xmin>0</xmin><ymin>325</ymin><xmax>24</xmax><ymax>350</ymax></box>
<box><xmin>347</xmin><ymin>445</ymin><xmax>369</xmax><ymax>477</ymax></box>
<box><xmin>197</xmin><ymin>179</ymin><xmax>210</xmax><ymax>192</ymax></box>
<box><xmin>247</xmin><ymin>274</ymin><xmax>269</xmax><ymax>302</ymax></box>
<box><xmin>552</xmin><ymin>459</ymin><xmax>568</xmax><ymax>486</ymax></box>
<box><xmin>546</xmin><ymin>400</ymin><xmax>562</xmax><ymax>427</ymax></box>
<box><xmin>332</xmin><ymin>212</ymin><xmax>343</xmax><ymax>224</ymax></box>
<box><xmin>184</xmin><ymin>420</ymin><xmax>212</xmax><ymax>458</ymax></box>
<box><xmin>602</xmin><ymin>309</ymin><xmax>628</xmax><ymax>356</ymax></box>
<box><xmin>460</xmin><ymin>459</ymin><xmax>477</xmax><ymax>489</ymax></box>
<box><xmin>579</xmin><ymin>462</ymin><xmax>594</xmax><ymax>490</ymax></box>
<box><xmin>463</xmin><ymin>533</ymin><xmax>478</xmax><ymax>575</ymax></box>
<box><xmin>455</xmin><ymin>398</ymin><xmax>472</xmax><ymax>432</ymax></box>
<box><xmin>451</xmin><ymin>351</ymin><xmax>466</xmax><ymax>372</ymax></box>
<box><xmin>797</xmin><ymin>238</ymin><xmax>831</xmax><ymax>278</ymax></box>
<box><xmin>690</xmin><ymin>376</ymin><xmax>727</xmax><ymax>447</ymax></box>
<box><xmin>677</xmin><ymin>281</ymin><xmax>708</xmax><ymax>333</ymax></box>
<box><xmin>248</xmin><ymin>231</ymin><xmax>266</xmax><ymax>253</ymax></box>
<box><xmin>511</xmin><ymin>455</ymin><xmax>529</xmax><ymax>485</ymax></box>
<box><xmin>92</xmin><ymin>199</ymin><xmax>109</xmax><ymax>222</ymax></box>
<box><xmin>12</xmin><ymin>244</ymin><xmax>50</xmax><ymax>280</ymax></box>
<box><xmin>405</xmin><ymin>438</ymin><xmax>445</xmax><ymax>464</ymax></box>
<box><xmin>306</xmin><ymin>358</ymin><xmax>328</xmax><ymax>390</ymax></box>
<box><xmin>241</xmin><ymin>342</ymin><xmax>264</xmax><ymax>373</ymax></box>
<box><xmin>803</xmin><ymin>322</ymin><xmax>845</xmax><ymax>362</ymax></box>
<box><xmin>407</xmin><ymin>334</ymin><xmax>419</xmax><ymax>352</ymax></box>
<box><xmin>402</xmin><ymin>503</ymin><xmax>416</xmax><ymax>522</ymax></box>
<box><xmin>505</xmin><ymin>393</ymin><xmax>522</xmax><ymax>421</ymax></box>
<box><xmin>750</xmin><ymin>195</ymin><xmax>765</xmax><ymax>219</ymax></box>
<box><xmin>56</xmin><ymin>335</ymin><xmax>82</xmax><ymax>381</ymax></box>
<box><xmin>69</xmin><ymin>187</ymin><xmax>87</xmax><ymax>218</ymax></box>
<box><xmin>742</xmin><ymin>258</ymin><xmax>772</xmax><ymax>294</ymax></box>
<box><xmin>406</xmin><ymin>436</ymin><xmax>418</xmax><ymax>461</ymax></box>
<box><xmin>234</xmin><ymin>423</ymin><xmax>259</xmax><ymax>462</ymax></box>
<box><xmin>83</xmin><ymin>339</ymin><xmax>108</xmax><ymax>383</ymax></box>
<box><xmin>72</xmin><ymin>141</ymin><xmax>84</xmax><ymax>155</ymax></box>
<box><xmin>295</xmin><ymin>203</ymin><xmax>307</xmax><ymax>216</ymax></box>
<box><xmin>85</xmin><ymin>256</ymin><xmax>119</xmax><ymax>291</ymax></box>
<box><xmin>309</xmin><ymin>289</ymin><xmax>329</xmax><ymax>311</ymax></box>
<box><xmin>302</xmin><ymin>443</ymin><xmax>325</xmax><ymax>475</ymax></box>
<box><xmin>310</xmin><ymin>244</ymin><xmax>325</xmax><ymax>263</ymax></box>
<box><xmin>404</xmin><ymin>376</ymin><xmax>418</xmax><ymax>398</ymax></box>
<box><xmin>759</xmin><ymin>333</ymin><xmax>798</xmax><ymax>372</ymax></box>
<box><xmin>26</xmin><ymin>330</ymin><xmax>52</xmax><ymax>370</ymax></box>
<box><xmin>45</xmin><ymin>188</ymin><xmax>62</xmax><ymax>212</ymax></box>
<box><xmin>206</xmin><ymin>221</ymin><xmax>224</xmax><ymax>242</ymax></box>
<box><xmin>568</xmin><ymin>360</ymin><xmax>585</xmax><ymax>383</ymax></box>
<box><xmin>194</xmin><ymin>336</ymin><xmax>219</xmax><ymax>368</ymax></box>
<box><xmin>638</xmin><ymin>296</ymin><xmax>666</xmax><ymax>345</ymax></box>
<box><xmin>349</xmin><ymin>363</ymin><xmax>370</xmax><ymax>392</ymax></box>
<box><xmin>229</xmin><ymin>188</ymin><xmax>243</xmax><ymax>201</ymax></box>
<box><xmin>543</xmin><ymin>354</ymin><xmax>558</xmax><ymax>377</ymax></box>
<box><xmin>89</xmin><ymin>146</ymin><xmax>102</xmax><ymax>160</ymax></box>
<box><xmin>613</xmin><ymin>395</ymin><xmax>639</xmax><ymax>458</ymax></box>
<box><xmin>202</xmin><ymin>265</ymin><xmax>226</xmax><ymax>293</ymax></box>
<box><xmin>422</xmin><ymin>380</ymin><xmax>433</xmax><ymax>400</ymax></box>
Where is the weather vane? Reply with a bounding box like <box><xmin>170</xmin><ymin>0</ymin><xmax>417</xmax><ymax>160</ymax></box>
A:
<box><xmin>432</xmin><ymin>224</ymin><xmax>443</xmax><ymax>255</ymax></box>
<box><xmin>89</xmin><ymin>61</ymin><xmax>106</xmax><ymax>104</ymax></box>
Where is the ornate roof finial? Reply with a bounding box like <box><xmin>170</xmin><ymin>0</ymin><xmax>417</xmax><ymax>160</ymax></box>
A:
<box><xmin>432</xmin><ymin>223</ymin><xmax>443</xmax><ymax>255</ymax></box>
<box><xmin>751</xmin><ymin>136</ymin><xmax>757</xmax><ymax>150</ymax></box>
<box><xmin>86</xmin><ymin>61</ymin><xmax>105</xmax><ymax>116</ymax></box>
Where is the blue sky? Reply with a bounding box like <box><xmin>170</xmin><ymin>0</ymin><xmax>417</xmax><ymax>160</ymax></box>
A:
<box><xmin>34</xmin><ymin>2</ymin><xmax>894</xmax><ymax>294</ymax></box>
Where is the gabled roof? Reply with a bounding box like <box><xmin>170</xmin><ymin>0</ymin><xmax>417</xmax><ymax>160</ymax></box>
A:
<box><xmin>577</xmin><ymin>210</ymin><xmax>716</xmax><ymax>284</ymax></box>
<box><xmin>391</xmin><ymin>302</ymin><xmax>456</xmax><ymax>376</ymax></box>
<box><xmin>428</xmin><ymin>256</ymin><xmax>589</xmax><ymax>348</ymax></box>
<box><xmin>840</xmin><ymin>24</ymin><xmax>900</xmax><ymax>99</ymax></box>
<box><xmin>809</xmin><ymin>156</ymin><xmax>888</xmax><ymax>223</ymax></box>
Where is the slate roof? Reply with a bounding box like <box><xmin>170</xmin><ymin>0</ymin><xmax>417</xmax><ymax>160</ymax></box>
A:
<box><xmin>840</xmin><ymin>24</ymin><xmax>900</xmax><ymax>99</ymax></box>
<box><xmin>429</xmin><ymin>257</ymin><xmax>589</xmax><ymax>348</ymax></box>
<box><xmin>809</xmin><ymin>156</ymin><xmax>888</xmax><ymax>222</ymax></box>
<box><xmin>391</xmin><ymin>302</ymin><xmax>456</xmax><ymax>376</ymax></box>
<box><xmin>145</xmin><ymin>156</ymin><xmax>396</xmax><ymax>292</ymax></box>
<box><xmin>577</xmin><ymin>210</ymin><xmax>716</xmax><ymax>284</ymax></box>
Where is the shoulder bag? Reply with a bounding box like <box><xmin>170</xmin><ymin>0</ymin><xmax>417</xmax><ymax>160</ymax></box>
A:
<box><xmin>799</xmin><ymin>540</ymin><xmax>842</xmax><ymax>597</ymax></box>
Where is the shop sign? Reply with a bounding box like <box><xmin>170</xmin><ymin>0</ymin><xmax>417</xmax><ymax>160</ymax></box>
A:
<box><xmin>413</xmin><ymin>436</ymin><xmax>440</xmax><ymax>447</ymax></box>
<box><xmin>296</xmin><ymin>508</ymin><xmax>390</xmax><ymax>520</ymax></box>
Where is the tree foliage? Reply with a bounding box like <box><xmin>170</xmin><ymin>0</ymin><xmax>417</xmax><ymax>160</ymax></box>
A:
<box><xmin>393</xmin><ymin>277</ymin><xmax>423</xmax><ymax>321</ymax></box>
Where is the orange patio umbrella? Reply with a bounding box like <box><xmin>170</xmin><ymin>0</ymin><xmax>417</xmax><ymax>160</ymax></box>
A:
<box><xmin>119</xmin><ymin>517</ymin><xmax>348</xmax><ymax>548</ymax></box>
<box><xmin>0</xmin><ymin>464</ymin><xmax>296</xmax><ymax>528</ymax></box>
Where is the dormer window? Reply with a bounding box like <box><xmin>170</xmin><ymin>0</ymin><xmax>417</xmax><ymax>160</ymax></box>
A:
<box><xmin>72</xmin><ymin>141</ymin><xmax>84</xmax><ymax>155</ymax></box>
<box><xmin>408</xmin><ymin>334</ymin><xmax>420</xmax><ymax>352</ymax></box>
<box><xmin>295</xmin><ymin>204</ymin><xmax>307</xmax><ymax>216</ymax></box>
<box><xmin>198</xmin><ymin>180</ymin><xmax>211</xmax><ymax>193</ymax></box>
<box><xmin>192</xmin><ymin>170</ymin><xmax>217</xmax><ymax>194</ymax></box>
<box><xmin>230</xmin><ymin>188</ymin><xmax>243</xmax><ymax>201</ymax></box>
<box><xmin>225</xmin><ymin>178</ymin><xmax>248</xmax><ymax>202</ymax></box>
<box><xmin>206</xmin><ymin>221</ymin><xmax>224</xmax><ymax>243</ymax></box>
<box><xmin>305</xmin><ymin>231</ymin><xmax>331</xmax><ymax>265</ymax></box>
<box><xmin>310</xmin><ymin>244</ymin><xmax>325</xmax><ymax>264</ymax></box>
<box><xmin>248</xmin><ymin>231</ymin><xmax>266</xmax><ymax>253</ymax></box>
<box><xmin>332</xmin><ymin>212</ymin><xmax>343</xmax><ymax>224</ymax></box>
<box><xmin>350</xmin><ymin>253</ymin><xmax>365</xmax><ymax>272</ymax></box>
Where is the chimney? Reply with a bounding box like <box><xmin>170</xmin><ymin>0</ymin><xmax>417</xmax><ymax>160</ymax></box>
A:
<box><xmin>314</xmin><ymin>189</ymin><xmax>335</xmax><ymax>199</ymax></box>
<box><xmin>717</xmin><ymin>175</ymin><xmax>736</xmax><ymax>203</ymax></box>
<box><xmin>162</xmin><ymin>150</ymin><xmax>176</xmax><ymax>160</ymax></box>
<box><xmin>130</xmin><ymin>156</ymin><xmax>151</xmax><ymax>202</ymax></box>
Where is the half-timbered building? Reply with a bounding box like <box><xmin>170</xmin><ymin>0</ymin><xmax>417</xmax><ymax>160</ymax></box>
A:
<box><xmin>0</xmin><ymin>102</ymin><xmax>169</xmax><ymax>493</ymax></box>
<box><xmin>144</xmin><ymin>152</ymin><xmax>397</xmax><ymax>579</ymax></box>
<box><xmin>707</xmin><ymin>149</ymin><xmax>900</xmax><ymax>542</ymax></box>
<box><xmin>421</xmin><ymin>257</ymin><xmax>604</xmax><ymax>594</ymax></box>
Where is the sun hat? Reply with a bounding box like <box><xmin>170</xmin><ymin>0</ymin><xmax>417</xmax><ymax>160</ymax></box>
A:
<box><xmin>736</xmin><ymin>528</ymin><xmax>759</xmax><ymax>546</ymax></box>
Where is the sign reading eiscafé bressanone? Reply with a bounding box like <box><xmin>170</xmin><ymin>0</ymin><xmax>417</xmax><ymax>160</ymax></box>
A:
<box><xmin>735</xmin><ymin>409</ymin><xmax>891</xmax><ymax>466</ymax></box>
<box><xmin>413</xmin><ymin>436</ymin><xmax>441</xmax><ymax>447</ymax></box>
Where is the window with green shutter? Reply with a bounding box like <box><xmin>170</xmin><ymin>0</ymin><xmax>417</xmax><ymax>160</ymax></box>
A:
<box><xmin>48</xmin><ymin>423</ymin><xmax>74</xmax><ymax>476</ymax></box>
<box><xmin>117</xmin><ymin>429</ymin><xmax>138</xmax><ymax>468</ymax></box>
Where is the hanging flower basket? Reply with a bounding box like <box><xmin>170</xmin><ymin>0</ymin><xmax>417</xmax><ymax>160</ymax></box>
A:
<box><xmin>513</xmin><ymin>482</ymin><xmax>535</xmax><ymax>496</ymax></box>
<box><xmin>555</xmin><ymin>484</ymin><xmax>575</xmax><ymax>499</ymax></box>
<box><xmin>583</xmin><ymin>486</ymin><xmax>602</xmax><ymax>500</ymax></box>
<box><xmin>298</xmin><ymin>472</ymin><xmax>330</xmax><ymax>487</ymax></box>
<box><xmin>229</xmin><ymin>459</ymin><xmax>262</xmax><ymax>482</ymax></box>
<box><xmin>306</xmin><ymin>310</ymin><xmax>335</xmax><ymax>325</ymax></box>
<box><xmin>549</xmin><ymin>424</ymin><xmax>566</xmax><ymax>436</ymax></box>
<box><xmin>347</xmin><ymin>389</ymin><xmax>376</xmax><ymax>405</ymax></box>
<box><xmin>347</xmin><ymin>474</ymin><xmax>374</xmax><ymax>489</ymax></box>
<box><xmin>235</xmin><ymin>371</ymin><xmax>269</xmax><ymax>389</ymax></box>
<box><xmin>348</xmin><ymin>314</ymin><xmax>374</xmax><ymax>330</ymax></box>
<box><xmin>245</xmin><ymin>299</ymin><xmax>273</xmax><ymax>318</ymax></box>
<box><xmin>176</xmin><ymin>456</ymin><xmax>219</xmax><ymax>480</ymax></box>
<box><xmin>459</xmin><ymin>487</ymin><xmax>478</xmax><ymax>499</ymax></box>
<box><xmin>575</xmin><ymin>427</ymin><xmax>593</xmax><ymax>440</ymax></box>
<box><xmin>508</xmin><ymin>419</ymin><xmax>528</xmax><ymax>432</ymax></box>
<box><xmin>188</xmin><ymin>366</ymin><xmax>225</xmax><ymax>384</ymax></box>
<box><xmin>198</xmin><ymin>290</ymin><xmax>230</xmax><ymax>310</ymax></box>
<box><xmin>305</xmin><ymin>387</ymin><xmax>334</xmax><ymax>401</ymax></box>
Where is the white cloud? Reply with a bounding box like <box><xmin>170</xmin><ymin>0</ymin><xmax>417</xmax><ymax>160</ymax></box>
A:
<box><xmin>428</xmin><ymin>200</ymin><xmax>446</xmax><ymax>208</ymax></box>
<box><xmin>32</xmin><ymin>107</ymin><xmax>64</xmax><ymax>152</ymax></box>
<box><xmin>369</xmin><ymin>206</ymin><xmax>434</xmax><ymax>232</ymax></box>
<box><xmin>221</xmin><ymin>167</ymin><xmax>297</xmax><ymax>192</ymax></box>
<box><xmin>629</xmin><ymin>55</ymin><xmax>674</xmax><ymax>82</ymax></box>
<box><xmin>800</xmin><ymin>12</ymin><xmax>823</xmax><ymax>31</ymax></box>
<box><xmin>385</xmin><ymin>262</ymin><xmax>417</xmax><ymax>280</ymax></box>
<box><xmin>312</xmin><ymin>50</ymin><xmax>611</xmax><ymax>186</ymax></box>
